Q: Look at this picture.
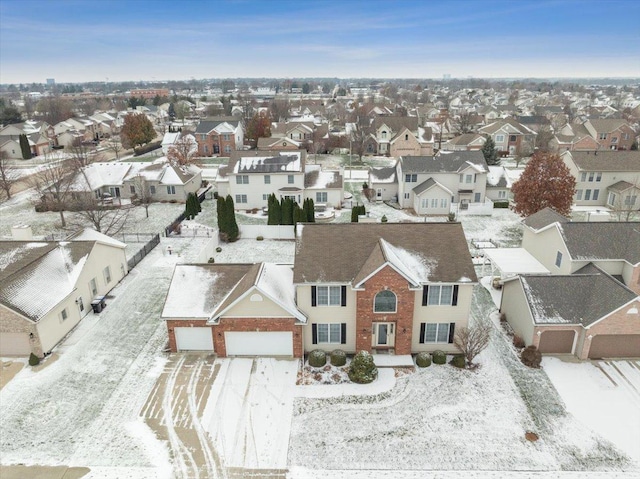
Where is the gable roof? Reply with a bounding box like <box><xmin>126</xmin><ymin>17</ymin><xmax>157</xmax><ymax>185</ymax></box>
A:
<box><xmin>522</xmin><ymin>207</ymin><xmax>569</xmax><ymax>231</ymax></box>
<box><xmin>195</xmin><ymin>117</ymin><xmax>240</xmax><ymax>134</ymax></box>
<box><xmin>479</xmin><ymin>119</ymin><xmax>536</xmax><ymax>136</ymax></box>
<box><xmin>558</xmin><ymin>222</ymin><xmax>640</xmax><ymax>264</ymax></box>
<box><xmin>229</xmin><ymin>150</ymin><xmax>304</xmax><ymax>174</ymax></box>
<box><xmin>0</xmin><ymin>241</ymin><xmax>96</xmax><ymax>321</ymax></box>
<box><xmin>369</xmin><ymin>166</ymin><xmax>397</xmax><ymax>184</ymax></box>
<box><xmin>413</xmin><ymin>177</ymin><xmax>453</xmax><ymax>196</ymax></box>
<box><xmin>564</xmin><ymin>151</ymin><xmax>640</xmax><ymax>172</ymax></box>
<box><xmin>400</xmin><ymin>151</ymin><xmax>487</xmax><ymax>174</ymax></box>
<box><xmin>294</xmin><ymin>223</ymin><xmax>477</xmax><ymax>285</ymax></box>
<box><xmin>519</xmin><ymin>264</ymin><xmax>637</xmax><ymax>326</ymax></box>
<box><xmin>373</xmin><ymin>116</ymin><xmax>419</xmax><ymax>133</ymax></box>
<box><xmin>304</xmin><ymin>165</ymin><xmax>343</xmax><ymax>189</ymax></box>
<box><xmin>588</xmin><ymin>119</ymin><xmax>632</xmax><ymax>133</ymax></box>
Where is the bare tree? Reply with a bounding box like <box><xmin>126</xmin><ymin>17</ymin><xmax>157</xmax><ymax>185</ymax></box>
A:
<box><xmin>453</xmin><ymin>323</ymin><xmax>492</xmax><ymax>368</ymax></box>
<box><xmin>71</xmin><ymin>197</ymin><xmax>132</xmax><ymax>235</ymax></box>
<box><xmin>130</xmin><ymin>174</ymin><xmax>153</xmax><ymax>218</ymax></box>
<box><xmin>68</xmin><ymin>143</ymin><xmax>101</xmax><ymax>169</ymax></box>
<box><xmin>0</xmin><ymin>152</ymin><xmax>19</xmax><ymax>201</ymax></box>
<box><xmin>30</xmin><ymin>154</ymin><xmax>76</xmax><ymax>227</ymax></box>
<box><xmin>106</xmin><ymin>135</ymin><xmax>124</xmax><ymax>160</ymax></box>
<box><xmin>269</xmin><ymin>99</ymin><xmax>290</xmax><ymax>122</ymax></box>
<box><xmin>454</xmin><ymin>110</ymin><xmax>474</xmax><ymax>134</ymax></box>
<box><xmin>167</xmin><ymin>135</ymin><xmax>199</xmax><ymax>167</ymax></box>
<box><xmin>310</xmin><ymin>127</ymin><xmax>326</xmax><ymax>162</ymax></box>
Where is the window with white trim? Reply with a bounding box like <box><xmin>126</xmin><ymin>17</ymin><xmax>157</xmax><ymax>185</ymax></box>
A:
<box><xmin>596</xmin><ymin>172</ymin><xmax>602</xmax><ymax>182</ymax></box>
<box><xmin>166</xmin><ymin>185</ymin><xmax>176</xmax><ymax>195</ymax></box>
<box><xmin>129</xmin><ymin>185</ymin><xmax>135</xmax><ymax>194</ymax></box>
<box><xmin>77</xmin><ymin>297</ymin><xmax>84</xmax><ymax>312</ymax></box>
<box><xmin>580</xmin><ymin>172</ymin><xmax>587</xmax><ymax>182</ymax></box>
<box><xmin>316</xmin><ymin>286</ymin><xmax>341</xmax><ymax>306</ymax></box>
<box><xmin>608</xmin><ymin>192</ymin><xmax>616</xmax><ymax>205</ymax></box>
<box><xmin>498</xmin><ymin>190</ymin><xmax>507</xmax><ymax>199</ymax></box>
<box><xmin>89</xmin><ymin>278</ymin><xmax>97</xmax><ymax>296</ymax></box>
<box><xmin>316</xmin><ymin>192</ymin><xmax>327</xmax><ymax>203</ymax></box>
<box><xmin>440</xmin><ymin>198</ymin><xmax>447</xmax><ymax>208</ymax></box>
<box><xmin>625</xmin><ymin>195</ymin><xmax>637</xmax><ymax>206</ymax></box>
<box><xmin>555</xmin><ymin>251</ymin><xmax>563</xmax><ymax>267</ymax></box>
<box><xmin>235</xmin><ymin>194</ymin><xmax>247</xmax><ymax>204</ymax></box>
<box><xmin>150</xmin><ymin>185</ymin><xmax>156</xmax><ymax>194</ymax></box>
<box><xmin>288</xmin><ymin>175</ymin><xmax>294</xmax><ymax>184</ymax></box>
<box><xmin>60</xmin><ymin>308</ymin><xmax>68</xmax><ymax>322</ymax></box>
<box><xmin>405</xmin><ymin>174</ymin><xmax>417</xmax><ymax>183</ymax></box>
<box><xmin>317</xmin><ymin>323</ymin><xmax>342</xmax><ymax>343</ymax></box>
<box><xmin>495</xmin><ymin>135</ymin><xmax>504</xmax><ymax>143</ymax></box>
<box><xmin>465</xmin><ymin>174</ymin><xmax>473</xmax><ymax>184</ymax></box>
<box><xmin>599</xmin><ymin>133</ymin><xmax>607</xmax><ymax>140</ymax></box>
<box><xmin>423</xmin><ymin>323</ymin><xmax>450</xmax><ymax>343</ymax></box>
<box><xmin>593</xmin><ymin>189</ymin><xmax>599</xmax><ymax>201</ymax></box>
<box><xmin>263</xmin><ymin>194</ymin><xmax>269</xmax><ymax>200</ymax></box>
<box><xmin>224</xmin><ymin>145</ymin><xmax>231</xmax><ymax>153</ymax></box>
<box><xmin>236</xmin><ymin>175</ymin><xmax>249</xmax><ymax>184</ymax></box>
<box><xmin>264</xmin><ymin>175</ymin><xmax>270</xmax><ymax>184</ymax></box>
<box><xmin>427</xmin><ymin>285</ymin><xmax>454</xmax><ymax>305</ymax></box>
<box><xmin>404</xmin><ymin>193</ymin><xmax>410</xmax><ymax>199</ymax></box>
<box><xmin>585</xmin><ymin>189</ymin><xmax>591</xmax><ymax>201</ymax></box>
<box><xmin>575</xmin><ymin>189</ymin><xmax>583</xmax><ymax>200</ymax></box>
<box><xmin>103</xmin><ymin>266</ymin><xmax>111</xmax><ymax>284</ymax></box>
<box><xmin>374</xmin><ymin>290</ymin><xmax>396</xmax><ymax>313</ymax></box>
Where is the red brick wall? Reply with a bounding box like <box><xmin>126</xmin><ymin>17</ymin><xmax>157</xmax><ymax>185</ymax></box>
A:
<box><xmin>197</xmin><ymin>132</ymin><xmax>237</xmax><ymax>156</ymax></box>
<box><xmin>355</xmin><ymin>265</ymin><xmax>415</xmax><ymax>354</ymax></box>
<box><xmin>166</xmin><ymin>318</ymin><xmax>303</xmax><ymax>357</ymax></box>
<box><xmin>577</xmin><ymin>299</ymin><xmax>640</xmax><ymax>359</ymax></box>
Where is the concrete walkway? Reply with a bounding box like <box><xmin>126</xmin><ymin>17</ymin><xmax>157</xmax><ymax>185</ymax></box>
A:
<box><xmin>0</xmin><ymin>465</ymin><xmax>90</xmax><ymax>479</ymax></box>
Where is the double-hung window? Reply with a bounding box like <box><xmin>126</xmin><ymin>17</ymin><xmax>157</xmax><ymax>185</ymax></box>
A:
<box><xmin>423</xmin><ymin>285</ymin><xmax>457</xmax><ymax>306</ymax></box>
<box><xmin>317</xmin><ymin>324</ymin><xmax>342</xmax><ymax>343</ymax></box>
<box><xmin>264</xmin><ymin>175</ymin><xmax>270</xmax><ymax>184</ymax></box>
<box><xmin>312</xmin><ymin>285</ymin><xmax>345</xmax><ymax>307</ymax></box>
<box><xmin>316</xmin><ymin>192</ymin><xmax>327</xmax><ymax>203</ymax></box>
<box><xmin>421</xmin><ymin>323</ymin><xmax>451</xmax><ymax>343</ymax></box>
<box><xmin>405</xmin><ymin>174</ymin><xmax>417</xmax><ymax>183</ymax></box>
<box><xmin>167</xmin><ymin>186</ymin><xmax>176</xmax><ymax>195</ymax></box>
<box><xmin>288</xmin><ymin>175</ymin><xmax>294</xmax><ymax>184</ymax></box>
<box><xmin>235</xmin><ymin>194</ymin><xmax>247</xmax><ymax>204</ymax></box>
<box><xmin>103</xmin><ymin>266</ymin><xmax>111</xmax><ymax>284</ymax></box>
<box><xmin>236</xmin><ymin>175</ymin><xmax>249</xmax><ymax>184</ymax></box>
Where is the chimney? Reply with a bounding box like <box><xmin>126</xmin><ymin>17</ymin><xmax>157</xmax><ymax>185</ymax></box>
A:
<box><xmin>12</xmin><ymin>225</ymin><xmax>33</xmax><ymax>240</ymax></box>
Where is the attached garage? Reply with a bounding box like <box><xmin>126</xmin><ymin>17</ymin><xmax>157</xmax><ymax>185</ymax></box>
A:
<box><xmin>224</xmin><ymin>331</ymin><xmax>293</xmax><ymax>356</ymax></box>
<box><xmin>538</xmin><ymin>330</ymin><xmax>576</xmax><ymax>354</ymax></box>
<box><xmin>588</xmin><ymin>334</ymin><xmax>640</xmax><ymax>359</ymax></box>
<box><xmin>174</xmin><ymin>327</ymin><xmax>214</xmax><ymax>352</ymax></box>
<box><xmin>0</xmin><ymin>332</ymin><xmax>31</xmax><ymax>356</ymax></box>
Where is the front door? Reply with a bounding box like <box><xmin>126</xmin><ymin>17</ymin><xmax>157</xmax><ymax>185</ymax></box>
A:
<box><xmin>110</xmin><ymin>187</ymin><xmax>121</xmax><ymax>197</ymax></box>
<box><xmin>373</xmin><ymin>322</ymin><xmax>395</xmax><ymax>348</ymax></box>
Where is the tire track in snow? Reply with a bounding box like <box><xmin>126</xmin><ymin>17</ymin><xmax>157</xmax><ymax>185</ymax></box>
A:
<box><xmin>185</xmin><ymin>356</ymin><xmax>224</xmax><ymax>478</ymax></box>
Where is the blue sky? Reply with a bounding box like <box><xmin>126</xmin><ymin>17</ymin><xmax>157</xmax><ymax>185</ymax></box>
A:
<box><xmin>1</xmin><ymin>0</ymin><xmax>639</xmax><ymax>84</ymax></box>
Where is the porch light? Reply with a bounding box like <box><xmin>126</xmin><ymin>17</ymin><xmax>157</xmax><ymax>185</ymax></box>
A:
<box><xmin>536</xmin><ymin>331</ymin><xmax>541</xmax><ymax>336</ymax></box>
<box><xmin>29</xmin><ymin>332</ymin><xmax>34</xmax><ymax>339</ymax></box>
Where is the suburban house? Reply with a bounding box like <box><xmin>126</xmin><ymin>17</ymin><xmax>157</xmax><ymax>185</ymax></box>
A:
<box><xmin>368</xmin><ymin>166</ymin><xmax>398</xmax><ymax>202</ymax></box>
<box><xmin>0</xmin><ymin>121</ymin><xmax>52</xmax><ymax>158</ymax></box>
<box><xmin>256</xmin><ymin>136</ymin><xmax>303</xmax><ymax>151</ymax></box>
<box><xmin>561</xmin><ymin>150</ymin><xmax>640</xmax><ymax>212</ymax></box>
<box><xmin>216</xmin><ymin>150</ymin><xmax>306</xmax><ymax>210</ymax></box>
<box><xmin>162</xmin><ymin>223</ymin><xmax>477</xmax><ymax>357</ymax></box>
<box><xmin>552</xmin><ymin>122</ymin><xmax>601</xmax><ymax>152</ymax></box>
<box><xmin>62</xmin><ymin>161</ymin><xmax>202</xmax><ymax>203</ymax></box>
<box><xmin>363</xmin><ymin>117</ymin><xmax>434</xmax><ymax>156</ymax></box>
<box><xmin>583</xmin><ymin>119</ymin><xmax>636</xmax><ymax>151</ymax></box>
<box><xmin>0</xmin><ymin>228</ymin><xmax>128</xmax><ymax>357</ymax></box>
<box><xmin>485</xmin><ymin>166</ymin><xmax>513</xmax><ymax>202</ymax></box>
<box><xmin>194</xmin><ymin>117</ymin><xmax>244</xmax><ymax>156</ymax></box>
<box><xmin>499</xmin><ymin>208</ymin><xmax>640</xmax><ymax>359</ymax></box>
<box><xmin>441</xmin><ymin>133</ymin><xmax>486</xmax><ymax>152</ymax></box>
<box><xmin>303</xmin><ymin>165</ymin><xmax>344</xmax><ymax>208</ymax></box>
<box><xmin>478</xmin><ymin>119</ymin><xmax>537</xmax><ymax>156</ymax></box>
<box><xmin>396</xmin><ymin>151</ymin><xmax>489</xmax><ymax>215</ymax></box>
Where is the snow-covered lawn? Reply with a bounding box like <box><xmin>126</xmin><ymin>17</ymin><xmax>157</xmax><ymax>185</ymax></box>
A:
<box><xmin>542</xmin><ymin>357</ymin><xmax>640</xmax><ymax>463</ymax></box>
<box><xmin>212</xmin><ymin>238</ymin><xmax>296</xmax><ymax>264</ymax></box>
<box><xmin>0</xmin><ymin>237</ymin><xmax>210</xmax><ymax>476</ymax></box>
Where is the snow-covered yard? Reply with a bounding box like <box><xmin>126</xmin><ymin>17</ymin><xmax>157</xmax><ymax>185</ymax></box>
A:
<box><xmin>287</xmin><ymin>282</ymin><xmax>636</xmax><ymax>474</ymax></box>
<box><xmin>542</xmin><ymin>357</ymin><xmax>640</xmax><ymax>463</ymax></box>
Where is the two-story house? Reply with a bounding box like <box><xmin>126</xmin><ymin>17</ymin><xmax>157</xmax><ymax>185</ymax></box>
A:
<box><xmin>162</xmin><ymin>223</ymin><xmax>477</xmax><ymax>358</ymax></box>
<box><xmin>583</xmin><ymin>119</ymin><xmax>636</xmax><ymax>151</ymax></box>
<box><xmin>194</xmin><ymin>117</ymin><xmax>244</xmax><ymax>156</ymax></box>
<box><xmin>561</xmin><ymin>150</ymin><xmax>640</xmax><ymax>212</ymax></box>
<box><xmin>499</xmin><ymin>208</ymin><xmax>640</xmax><ymax>359</ymax></box>
<box><xmin>478</xmin><ymin>119</ymin><xmax>537</xmax><ymax>156</ymax></box>
<box><xmin>218</xmin><ymin>150</ymin><xmax>306</xmax><ymax>210</ymax></box>
<box><xmin>396</xmin><ymin>151</ymin><xmax>489</xmax><ymax>215</ymax></box>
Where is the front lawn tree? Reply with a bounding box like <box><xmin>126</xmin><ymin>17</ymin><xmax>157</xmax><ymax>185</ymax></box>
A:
<box><xmin>130</xmin><ymin>174</ymin><xmax>153</xmax><ymax>218</ymax></box>
<box><xmin>0</xmin><ymin>152</ymin><xmax>18</xmax><ymax>200</ymax></box>
<box><xmin>120</xmin><ymin>113</ymin><xmax>156</xmax><ymax>149</ymax></box>
<box><xmin>19</xmin><ymin>133</ymin><xmax>32</xmax><ymax>160</ymax></box>
<box><xmin>30</xmin><ymin>154</ymin><xmax>75</xmax><ymax>227</ymax></box>
<box><xmin>167</xmin><ymin>135</ymin><xmax>199</xmax><ymax>167</ymax></box>
<box><xmin>453</xmin><ymin>322</ymin><xmax>492</xmax><ymax>368</ymax></box>
<box><xmin>481</xmin><ymin>136</ymin><xmax>499</xmax><ymax>166</ymax></box>
<box><xmin>511</xmin><ymin>151</ymin><xmax>576</xmax><ymax>217</ymax></box>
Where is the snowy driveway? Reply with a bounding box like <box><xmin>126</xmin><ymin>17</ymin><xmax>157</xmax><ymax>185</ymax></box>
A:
<box><xmin>543</xmin><ymin>357</ymin><xmax>640</xmax><ymax>463</ymax></box>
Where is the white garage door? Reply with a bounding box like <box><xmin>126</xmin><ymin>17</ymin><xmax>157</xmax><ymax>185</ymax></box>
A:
<box><xmin>174</xmin><ymin>327</ymin><xmax>214</xmax><ymax>351</ymax></box>
<box><xmin>0</xmin><ymin>332</ymin><xmax>31</xmax><ymax>356</ymax></box>
<box><xmin>225</xmin><ymin>331</ymin><xmax>293</xmax><ymax>356</ymax></box>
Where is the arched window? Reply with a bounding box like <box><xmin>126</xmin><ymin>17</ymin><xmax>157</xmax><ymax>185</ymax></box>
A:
<box><xmin>381</xmin><ymin>131</ymin><xmax>387</xmax><ymax>139</ymax></box>
<box><xmin>374</xmin><ymin>290</ymin><xmax>396</xmax><ymax>313</ymax></box>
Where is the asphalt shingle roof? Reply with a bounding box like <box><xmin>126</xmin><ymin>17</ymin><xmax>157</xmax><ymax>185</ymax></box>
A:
<box><xmin>567</xmin><ymin>151</ymin><xmax>640</xmax><ymax>172</ymax></box>
<box><xmin>401</xmin><ymin>151</ymin><xmax>487</xmax><ymax>174</ymax></box>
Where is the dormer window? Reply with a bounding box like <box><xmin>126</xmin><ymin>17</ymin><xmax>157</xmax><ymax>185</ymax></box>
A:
<box><xmin>381</xmin><ymin>131</ymin><xmax>387</xmax><ymax>139</ymax></box>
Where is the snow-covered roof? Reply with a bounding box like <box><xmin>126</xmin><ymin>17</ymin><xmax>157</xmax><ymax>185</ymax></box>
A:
<box><xmin>161</xmin><ymin>264</ymin><xmax>227</xmax><ymax>318</ymax></box>
<box><xmin>66</xmin><ymin>228</ymin><xmax>126</xmax><ymax>249</ymax></box>
<box><xmin>0</xmin><ymin>241</ymin><xmax>94</xmax><ymax>321</ymax></box>
<box><xmin>484</xmin><ymin>248</ymin><xmax>550</xmax><ymax>276</ymax></box>
<box><xmin>304</xmin><ymin>165</ymin><xmax>342</xmax><ymax>189</ymax></box>
<box><xmin>233</xmin><ymin>152</ymin><xmax>302</xmax><ymax>174</ymax></box>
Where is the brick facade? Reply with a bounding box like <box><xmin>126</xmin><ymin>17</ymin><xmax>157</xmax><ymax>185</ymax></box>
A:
<box><xmin>577</xmin><ymin>299</ymin><xmax>640</xmax><ymax>359</ymax></box>
<box><xmin>166</xmin><ymin>318</ymin><xmax>303</xmax><ymax>358</ymax></box>
<box><xmin>355</xmin><ymin>265</ymin><xmax>415</xmax><ymax>354</ymax></box>
<box><xmin>197</xmin><ymin>132</ymin><xmax>236</xmax><ymax>157</ymax></box>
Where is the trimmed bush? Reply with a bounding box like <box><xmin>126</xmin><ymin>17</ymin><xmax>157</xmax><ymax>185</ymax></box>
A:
<box><xmin>521</xmin><ymin>345</ymin><xmax>542</xmax><ymax>368</ymax></box>
<box><xmin>215</xmin><ymin>246</ymin><xmax>222</xmax><ymax>253</ymax></box>
<box><xmin>415</xmin><ymin>352</ymin><xmax>431</xmax><ymax>368</ymax></box>
<box><xmin>207</xmin><ymin>257</ymin><xmax>215</xmax><ymax>263</ymax></box>
<box><xmin>513</xmin><ymin>335</ymin><xmax>525</xmax><ymax>348</ymax></box>
<box><xmin>381</xmin><ymin>215</ymin><xmax>388</xmax><ymax>223</ymax></box>
<box><xmin>493</xmin><ymin>200</ymin><xmax>509</xmax><ymax>208</ymax></box>
<box><xmin>447</xmin><ymin>212</ymin><xmax>456</xmax><ymax>222</ymax></box>
<box><xmin>308</xmin><ymin>349</ymin><xmax>327</xmax><ymax>368</ymax></box>
<box><xmin>432</xmin><ymin>350</ymin><xmax>447</xmax><ymax>365</ymax></box>
<box><xmin>450</xmin><ymin>355</ymin><xmax>466</xmax><ymax>368</ymax></box>
<box><xmin>29</xmin><ymin>352</ymin><xmax>40</xmax><ymax>366</ymax></box>
<box><xmin>330</xmin><ymin>349</ymin><xmax>347</xmax><ymax>367</ymax></box>
<box><xmin>348</xmin><ymin>351</ymin><xmax>378</xmax><ymax>384</ymax></box>
<box><xmin>256</xmin><ymin>236</ymin><xmax>264</xmax><ymax>241</ymax></box>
